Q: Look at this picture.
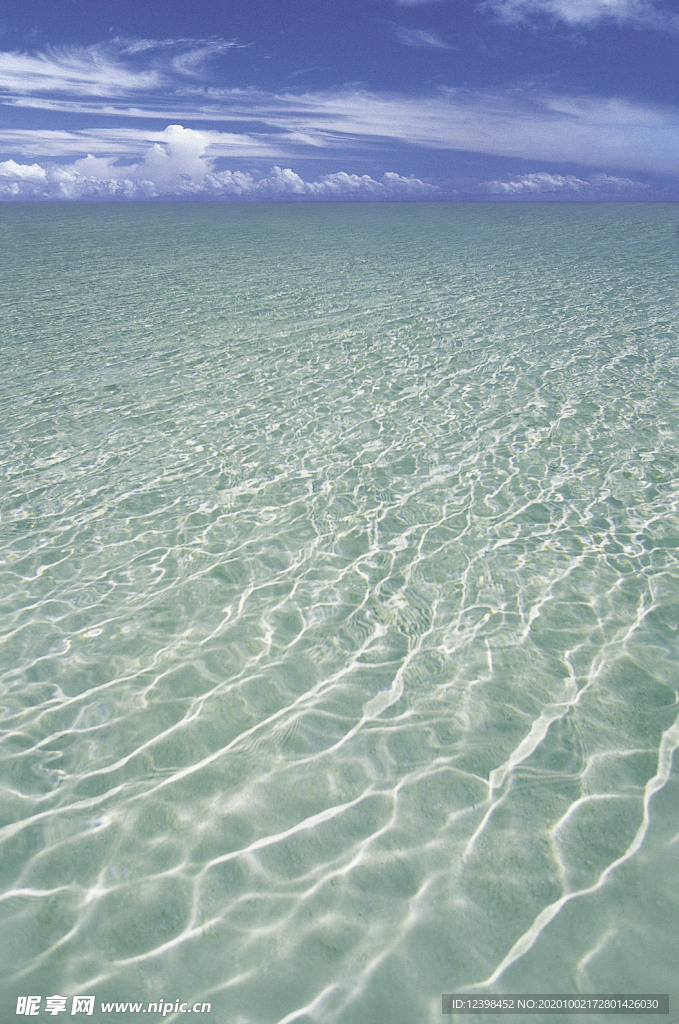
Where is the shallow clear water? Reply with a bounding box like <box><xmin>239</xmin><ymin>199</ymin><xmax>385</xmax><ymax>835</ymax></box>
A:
<box><xmin>1</xmin><ymin>202</ymin><xmax>678</xmax><ymax>1023</ymax></box>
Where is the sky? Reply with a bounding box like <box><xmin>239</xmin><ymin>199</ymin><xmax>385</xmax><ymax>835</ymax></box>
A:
<box><xmin>1</xmin><ymin>0</ymin><xmax>679</xmax><ymax>200</ymax></box>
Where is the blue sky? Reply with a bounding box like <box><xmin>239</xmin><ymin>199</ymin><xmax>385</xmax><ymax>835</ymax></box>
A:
<box><xmin>1</xmin><ymin>0</ymin><xmax>678</xmax><ymax>199</ymax></box>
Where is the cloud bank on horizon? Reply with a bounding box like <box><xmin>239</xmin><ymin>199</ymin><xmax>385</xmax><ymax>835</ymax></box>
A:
<box><xmin>0</xmin><ymin>0</ymin><xmax>678</xmax><ymax>200</ymax></box>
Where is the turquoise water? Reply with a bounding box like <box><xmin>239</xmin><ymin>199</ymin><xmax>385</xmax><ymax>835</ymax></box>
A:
<box><xmin>1</xmin><ymin>202</ymin><xmax>678</xmax><ymax>1024</ymax></box>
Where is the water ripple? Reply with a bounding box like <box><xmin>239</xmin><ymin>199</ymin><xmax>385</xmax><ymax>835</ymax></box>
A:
<box><xmin>1</xmin><ymin>203</ymin><xmax>678</xmax><ymax>1022</ymax></box>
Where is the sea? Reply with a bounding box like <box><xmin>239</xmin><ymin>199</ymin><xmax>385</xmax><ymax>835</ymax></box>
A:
<box><xmin>1</xmin><ymin>202</ymin><xmax>678</xmax><ymax>1024</ymax></box>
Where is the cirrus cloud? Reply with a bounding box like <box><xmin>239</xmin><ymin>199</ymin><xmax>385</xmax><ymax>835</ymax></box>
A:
<box><xmin>2</xmin><ymin>83</ymin><xmax>679</xmax><ymax>177</ymax></box>
<box><xmin>485</xmin><ymin>0</ymin><xmax>679</xmax><ymax>29</ymax></box>
<box><xmin>0</xmin><ymin>37</ymin><xmax>243</xmax><ymax>99</ymax></box>
<box><xmin>393</xmin><ymin>27</ymin><xmax>451</xmax><ymax>48</ymax></box>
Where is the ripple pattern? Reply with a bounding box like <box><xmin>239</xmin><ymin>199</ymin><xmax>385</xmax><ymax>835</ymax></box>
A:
<box><xmin>1</xmin><ymin>202</ymin><xmax>678</xmax><ymax>1023</ymax></box>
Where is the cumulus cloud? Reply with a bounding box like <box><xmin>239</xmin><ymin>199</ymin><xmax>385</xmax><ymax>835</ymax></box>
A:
<box><xmin>482</xmin><ymin>170</ymin><xmax>652</xmax><ymax>196</ymax></box>
<box><xmin>0</xmin><ymin>133</ymin><xmax>439</xmax><ymax>200</ymax></box>
<box><xmin>485</xmin><ymin>0</ymin><xmax>678</xmax><ymax>29</ymax></box>
<box><xmin>0</xmin><ymin>159</ymin><xmax>48</xmax><ymax>195</ymax></box>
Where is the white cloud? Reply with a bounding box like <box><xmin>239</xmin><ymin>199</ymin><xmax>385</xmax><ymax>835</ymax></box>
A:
<box><xmin>3</xmin><ymin>86</ymin><xmax>679</xmax><ymax>177</ymax></box>
<box><xmin>0</xmin><ymin>158</ymin><xmax>47</xmax><ymax>181</ymax></box>
<box><xmin>0</xmin><ymin>37</ymin><xmax>242</xmax><ymax>100</ymax></box>
<box><xmin>487</xmin><ymin>171</ymin><xmax>590</xmax><ymax>192</ymax></box>
<box><xmin>485</xmin><ymin>0</ymin><xmax>678</xmax><ymax>29</ymax></box>
<box><xmin>482</xmin><ymin>170</ymin><xmax>651</xmax><ymax>195</ymax></box>
<box><xmin>0</xmin><ymin>159</ymin><xmax>48</xmax><ymax>195</ymax></box>
<box><xmin>2</xmin><ymin>38</ymin><xmax>679</xmax><ymax>182</ymax></box>
<box><xmin>394</xmin><ymin>27</ymin><xmax>450</xmax><ymax>47</ymax></box>
<box><xmin>0</xmin><ymin>44</ymin><xmax>160</xmax><ymax>97</ymax></box>
<box><xmin>266</xmin><ymin>87</ymin><xmax>679</xmax><ymax>174</ymax></box>
<box><xmin>308</xmin><ymin>170</ymin><xmax>434</xmax><ymax>195</ymax></box>
<box><xmin>167</xmin><ymin>40</ymin><xmax>246</xmax><ymax>78</ymax></box>
<box><xmin>0</xmin><ymin>132</ymin><xmax>439</xmax><ymax>200</ymax></box>
<box><xmin>0</xmin><ymin>125</ymin><xmax>286</xmax><ymax>161</ymax></box>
